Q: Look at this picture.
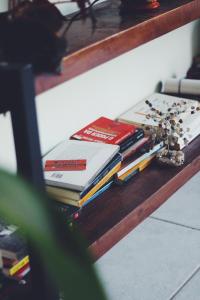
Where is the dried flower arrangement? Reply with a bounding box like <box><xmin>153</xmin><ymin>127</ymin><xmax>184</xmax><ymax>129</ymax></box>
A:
<box><xmin>143</xmin><ymin>98</ymin><xmax>200</xmax><ymax>167</ymax></box>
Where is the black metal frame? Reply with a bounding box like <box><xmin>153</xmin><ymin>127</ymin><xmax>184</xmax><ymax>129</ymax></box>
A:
<box><xmin>0</xmin><ymin>63</ymin><xmax>58</xmax><ymax>300</ymax></box>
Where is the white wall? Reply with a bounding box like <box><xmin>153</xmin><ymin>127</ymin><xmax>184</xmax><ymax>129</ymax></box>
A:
<box><xmin>0</xmin><ymin>0</ymin><xmax>8</xmax><ymax>12</ymax></box>
<box><xmin>0</xmin><ymin>20</ymin><xmax>199</xmax><ymax>172</ymax></box>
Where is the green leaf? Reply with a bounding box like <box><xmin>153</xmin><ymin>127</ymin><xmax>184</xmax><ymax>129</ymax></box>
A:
<box><xmin>0</xmin><ymin>169</ymin><xmax>107</xmax><ymax>300</ymax></box>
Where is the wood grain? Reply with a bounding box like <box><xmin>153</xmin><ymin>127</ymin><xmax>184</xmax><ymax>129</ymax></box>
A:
<box><xmin>35</xmin><ymin>0</ymin><xmax>200</xmax><ymax>94</ymax></box>
<box><xmin>74</xmin><ymin>135</ymin><xmax>200</xmax><ymax>261</ymax></box>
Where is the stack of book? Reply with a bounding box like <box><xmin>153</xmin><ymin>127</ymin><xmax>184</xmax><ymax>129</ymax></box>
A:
<box><xmin>0</xmin><ymin>222</ymin><xmax>30</xmax><ymax>281</ymax></box>
<box><xmin>70</xmin><ymin>116</ymin><xmax>156</xmax><ymax>185</ymax></box>
<box><xmin>44</xmin><ymin>140</ymin><xmax>121</xmax><ymax>208</ymax></box>
<box><xmin>44</xmin><ymin>117</ymin><xmax>155</xmax><ymax>210</ymax></box>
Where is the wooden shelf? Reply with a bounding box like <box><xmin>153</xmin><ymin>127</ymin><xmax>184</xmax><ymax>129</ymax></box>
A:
<box><xmin>76</xmin><ymin>135</ymin><xmax>200</xmax><ymax>261</ymax></box>
<box><xmin>35</xmin><ymin>0</ymin><xmax>200</xmax><ymax>94</ymax></box>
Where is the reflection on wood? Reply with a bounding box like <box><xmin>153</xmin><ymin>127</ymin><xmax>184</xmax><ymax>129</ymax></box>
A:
<box><xmin>36</xmin><ymin>0</ymin><xmax>200</xmax><ymax>94</ymax></box>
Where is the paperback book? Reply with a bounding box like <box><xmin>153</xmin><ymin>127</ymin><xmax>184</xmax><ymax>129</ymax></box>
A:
<box><xmin>43</xmin><ymin>140</ymin><xmax>119</xmax><ymax>191</ymax></box>
<box><xmin>121</xmin><ymin>136</ymin><xmax>149</xmax><ymax>159</ymax></box>
<box><xmin>53</xmin><ymin>179</ymin><xmax>113</xmax><ymax>220</ymax></box>
<box><xmin>70</xmin><ymin>116</ymin><xmax>137</xmax><ymax>145</ymax></box>
<box><xmin>47</xmin><ymin>153</ymin><xmax>121</xmax><ymax>201</ymax></box>
<box><xmin>117</xmin><ymin>154</ymin><xmax>156</xmax><ymax>183</ymax></box>
<box><xmin>53</xmin><ymin>161</ymin><xmax>121</xmax><ymax>207</ymax></box>
<box><xmin>117</xmin><ymin>142</ymin><xmax>163</xmax><ymax>181</ymax></box>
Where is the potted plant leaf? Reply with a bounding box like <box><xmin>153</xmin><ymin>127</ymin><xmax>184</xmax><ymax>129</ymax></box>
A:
<box><xmin>0</xmin><ymin>169</ymin><xmax>108</xmax><ymax>300</ymax></box>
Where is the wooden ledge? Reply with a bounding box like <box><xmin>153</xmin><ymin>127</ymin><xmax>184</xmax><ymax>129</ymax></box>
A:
<box><xmin>76</xmin><ymin>135</ymin><xmax>200</xmax><ymax>261</ymax></box>
<box><xmin>35</xmin><ymin>0</ymin><xmax>200</xmax><ymax>94</ymax></box>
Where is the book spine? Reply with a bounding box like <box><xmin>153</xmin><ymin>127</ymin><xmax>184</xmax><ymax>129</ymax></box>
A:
<box><xmin>9</xmin><ymin>256</ymin><xmax>29</xmax><ymax>276</ymax></box>
<box><xmin>14</xmin><ymin>263</ymin><xmax>30</xmax><ymax>279</ymax></box>
<box><xmin>118</xmin><ymin>154</ymin><xmax>155</xmax><ymax>181</ymax></box>
<box><xmin>47</xmin><ymin>185</ymin><xmax>80</xmax><ymax>201</ymax></box>
<box><xmin>114</xmin><ymin>130</ymin><xmax>135</xmax><ymax>145</ymax></box>
<box><xmin>82</xmin><ymin>180</ymin><xmax>113</xmax><ymax>207</ymax></box>
<box><xmin>53</xmin><ymin>201</ymin><xmax>81</xmax><ymax>221</ymax></box>
<box><xmin>80</xmin><ymin>153</ymin><xmax>122</xmax><ymax>198</ymax></box>
<box><xmin>79</xmin><ymin>162</ymin><xmax>121</xmax><ymax>206</ymax></box>
<box><xmin>116</xmin><ymin>168</ymin><xmax>139</xmax><ymax>184</ymax></box>
<box><xmin>120</xmin><ymin>129</ymin><xmax>144</xmax><ymax>152</ymax></box>
<box><xmin>117</xmin><ymin>142</ymin><xmax>163</xmax><ymax>177</ymax></box>
<box><xmin>122</xmin><ymin>137</ymin><xmax>149</xmax><ymax>160</ymax></box>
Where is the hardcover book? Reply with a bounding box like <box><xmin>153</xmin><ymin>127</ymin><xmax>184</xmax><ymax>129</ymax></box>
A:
<box><xmin>119</xmin><ymin>128</ymin><xmax>144</xmax><ymax>152</ymax></box>
<box><xmin>121</xmin><ymin>136</ymin><xmax>149</xmax><ymax>159</ymax></box>
<box><xmin>70</xmin><ymin>116</ymin><xmax>137</xmax><ymax>145</ymax></box>
<box><xmin>117</xmin><ymin>142</ymin><xmax>163</xmax><ymax>179</ymax></box>
<box><xmin>117</xmin><ymin>154</ymin><xmax>156</xmax><ymax>183</ymax></box>
<box><xmin>43</xmin><ymin>140</ymin><xmax>119</xmax><ymax>191</ymax></box>
<box><xmin>118</xmin><ymin>93</ymin><xmax>200</xmax><ymax>149</ymax></box>
<box><xmin>50</xmin><ymin>161</ymin><xmax>121</xmax><ymax>207</ymax></box>
<box><xmin>47</xmin><ymin>153</ymin><xmax>121</xmax><ymax>201</ymax></box>
<box><xmin>53</xmin><ymin>180</ymin><xmax>113</xmax><ymax>217</ymax></box>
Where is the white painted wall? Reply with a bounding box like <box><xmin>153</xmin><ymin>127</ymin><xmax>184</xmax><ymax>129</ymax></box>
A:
<box><xmin>0</xmin><ymin>14</ymin><xmax>199</xmax><ymax>172</ymax></box>
<box><xmin>0</xmin><ymin>0</ymin><xmax>8</xmax><ymax>12</ymax></box>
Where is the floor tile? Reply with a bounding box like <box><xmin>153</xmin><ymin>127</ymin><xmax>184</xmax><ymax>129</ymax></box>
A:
<box><xmin>95</xmin><ymin>218</ymin><xmax>200</xmax><ymax>300</ymax></box>
<box><xmin>151</xmin><ymin>171</ymin><xmax>200</xmax><ymax>230</ymax></box>
<box><xmin>172</xmin><ymin>268</ymin><xmax>200</xmax><ymax>300</ymax></box>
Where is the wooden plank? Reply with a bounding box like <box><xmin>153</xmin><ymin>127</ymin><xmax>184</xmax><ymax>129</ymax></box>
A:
<box><xmin>35</xmin><ymin>0</ymin><xmax>200</xmax><ymax>94</ymax></box>
<box><xmin>75</xmin><ymin>135</ymin><xmax>200</xmax><ymax>261</ymax></box>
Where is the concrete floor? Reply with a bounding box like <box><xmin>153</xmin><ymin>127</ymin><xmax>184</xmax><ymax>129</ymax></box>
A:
<box><xmin>95</xmin><ymin>171</ymin><xmax>200</xmax><ymax>300</ymax></box>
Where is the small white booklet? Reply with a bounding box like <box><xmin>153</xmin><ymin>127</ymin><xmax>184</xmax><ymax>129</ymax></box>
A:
<box><xmin>43</xmin><ymin>140</ymin><xmax>119</xmax><ymax>191</ymax></box>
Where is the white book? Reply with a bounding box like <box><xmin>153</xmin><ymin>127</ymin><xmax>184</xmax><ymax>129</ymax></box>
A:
<box><xmin>43</xmin><ymin>140</ymin><xmax>119</xmax><ymax>191</ymax></box>
<box><xmin>118</xmin><ymin>93</ymin><xmax>200</xmax><ymax>149</ymax></box>
<box><xmin>117</xmin><ymin>142</ymin><xmax>163</xmax><ymax>178</ymax></box>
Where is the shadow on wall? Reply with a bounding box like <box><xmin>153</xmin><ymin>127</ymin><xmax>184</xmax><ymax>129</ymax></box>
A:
<box><xmin>192</xmin><ymin>19</ymin><xmax>200</xmax><ymax>56</ymax></box>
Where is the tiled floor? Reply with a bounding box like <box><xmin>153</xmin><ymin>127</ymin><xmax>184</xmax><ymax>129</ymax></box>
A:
<box><xmin>95</xmin><ymin>171</ymin><xmax>200</xmax><ymax>300</ymax></box>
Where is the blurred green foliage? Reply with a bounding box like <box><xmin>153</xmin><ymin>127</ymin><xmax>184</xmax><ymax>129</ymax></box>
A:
<box><xmin>0</xmin><ymin>169</ymin><xmax>107</xmax><ymax>300</ymax></box>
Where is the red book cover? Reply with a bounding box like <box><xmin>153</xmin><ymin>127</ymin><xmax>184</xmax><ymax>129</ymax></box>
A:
<box><xmin>71</xmin><ymin>117</ymin><xmax>137</xmax><ymax>145</ymax></box>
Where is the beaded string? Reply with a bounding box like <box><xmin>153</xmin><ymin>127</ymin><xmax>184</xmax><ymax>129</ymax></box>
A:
<box><xmin>143</xmin><ymin>98</ymin><xmax>200</xmax><ymax>150</ymax></box>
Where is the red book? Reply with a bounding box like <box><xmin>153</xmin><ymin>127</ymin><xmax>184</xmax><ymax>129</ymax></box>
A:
<box><xmin>71</xmin><ymin>117</ymin><xmax>137</xmax><ymax>145</ymax></box>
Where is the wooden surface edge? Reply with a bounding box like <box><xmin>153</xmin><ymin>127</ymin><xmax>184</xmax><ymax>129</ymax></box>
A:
<box><xmin>89</xmin><ymin>154</ymin><xmax>200</xmax><ymax>261</ymax></box>
<box><xmin>35</xmin><ymin>0</ymin><xmax>200</xmax><ymax>95</ymax></box>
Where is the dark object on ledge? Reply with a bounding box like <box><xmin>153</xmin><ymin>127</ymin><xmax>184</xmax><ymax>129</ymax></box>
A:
<box><xmin>8</xmin><ymin>0</ymin><xmax>66</xmax><ymax>33</ymax></box>
<box><xmin>0</xmin><ymin>17</ymin><xmax>66</xmax><ymax>74</ymax></box>
<box><xmin>0</xmin><ymin>0</ymin><xmax>67</xmax><ymax>74</ymax></box>
<box><xmin>187</xmin><ymin>55</ymin><xmax>200</xmax><ymax>79</ymax></box>
<box><xmin>156</xmin><ymin>148</ymin><xmax>185</xmax><ymax>167</ymax></box>
<box><xmin>120</xmin><ymin>0</ymin><xmax>160</xmax><ymax>15</ymax></box>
